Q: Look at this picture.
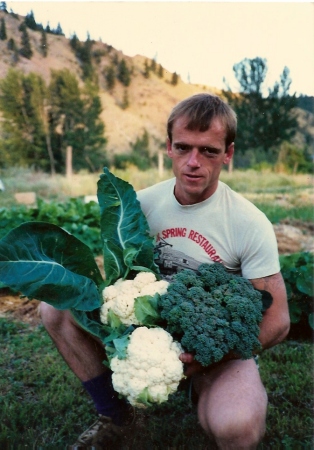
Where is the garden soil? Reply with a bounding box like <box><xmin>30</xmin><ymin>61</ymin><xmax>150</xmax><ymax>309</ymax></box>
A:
<box><xmin>0</xmin><ymin>222</ymin><xmax>312</xmax><ymax>326</ymax></box>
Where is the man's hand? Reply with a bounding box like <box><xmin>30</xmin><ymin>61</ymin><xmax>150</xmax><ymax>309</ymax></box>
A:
<box><xmin>180</xmin><ymin>350</ymin><xmax>242</xmax><ymax>377</ymax></box>
<box><xmin>179</xmin><ymin>352</ymin><xmax>204</xmax><ymax>377</ymax></box>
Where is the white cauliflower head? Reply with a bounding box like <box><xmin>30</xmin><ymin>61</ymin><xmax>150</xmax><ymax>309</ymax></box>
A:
<box><xmin>100</xmin><ymin>272</ymin><xmax>169</xmax><ymax>326</ymax></box>
<box><xmin>110</xmin><ymin>326</ymin><xmax>184</xmax><ymax>408</ymax></box>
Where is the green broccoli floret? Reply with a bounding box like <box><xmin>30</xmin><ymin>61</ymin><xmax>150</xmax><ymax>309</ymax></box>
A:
<box><xmin>159</xmin><ymin>262</ymin><xmax>269</xmax><ymax>367</ymax></box>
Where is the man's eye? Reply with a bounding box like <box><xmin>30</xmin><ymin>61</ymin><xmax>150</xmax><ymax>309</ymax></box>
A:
<box><xmin>202</xmin><ymin>148</ymin><xmax>219</xmax><ymax>156</ymax></box>
<box><xmin>174</xmin><ymin>145</ymin><xmax>189</xmax><ymax>152</ymax></box>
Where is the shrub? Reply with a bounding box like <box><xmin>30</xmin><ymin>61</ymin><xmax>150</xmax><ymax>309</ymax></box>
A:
<box><xmin>280</xmin><ymin>252</ymin><xmax>314</xmax><ymax>336</ymax></box>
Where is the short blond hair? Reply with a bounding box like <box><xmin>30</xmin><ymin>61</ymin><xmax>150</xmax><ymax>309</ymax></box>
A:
<box><xmin>167</xmin><ymin>93</ymin><xmax>237</xmax><ymax>149</ymax></box>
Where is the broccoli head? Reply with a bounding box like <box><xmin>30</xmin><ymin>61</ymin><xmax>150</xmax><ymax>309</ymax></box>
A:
<box><xmin>159</xmin><ymin>263</ymin><xmax>269</xmax><ymax>367</ymax></box>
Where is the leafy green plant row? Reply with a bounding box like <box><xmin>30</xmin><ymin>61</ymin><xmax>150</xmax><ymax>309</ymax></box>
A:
<box><xmin>280</xmin><ymin>252</ymin><xmax>314</xmax><ymax>331</ymax></box>
<box><xmin>0</xmin><ymin>197</ymin><xmax>102</xmax><ymax>255</ymax></box>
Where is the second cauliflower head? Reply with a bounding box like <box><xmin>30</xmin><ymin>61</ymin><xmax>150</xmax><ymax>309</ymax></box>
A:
<box><xmin>110</xmin><ymin>326</ymin><xmax>185</xmax><ymax>407</ymax></box>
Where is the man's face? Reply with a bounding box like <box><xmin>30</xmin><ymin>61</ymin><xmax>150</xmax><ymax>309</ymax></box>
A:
<box><xmin>167</xmin><ymin>116</ymin><xmax>234</xmax><ymax>205</ymax></box>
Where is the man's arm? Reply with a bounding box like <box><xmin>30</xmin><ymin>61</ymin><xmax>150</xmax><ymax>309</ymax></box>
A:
<box><xmin>249</xmin><ymin>271</ymin><xmax>290</xmax><ymax>349</ymax></box>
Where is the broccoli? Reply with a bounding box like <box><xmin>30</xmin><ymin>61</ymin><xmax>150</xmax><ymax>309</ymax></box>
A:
<box><xmin>159</xmin><ymin>262</ymin><xmax>269</xmax><ymax>367</ymax></box>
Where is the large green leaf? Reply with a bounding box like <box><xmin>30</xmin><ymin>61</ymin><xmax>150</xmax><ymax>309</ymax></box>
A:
<box><xmin>97</xmin><ymin>167</ymin><xmax>158</xmax><ymax>284</ymax></box>
<box><xmin>0</xmin><ymin>222</ymin><xmax>103</xmax><ymax>311</ymax></box>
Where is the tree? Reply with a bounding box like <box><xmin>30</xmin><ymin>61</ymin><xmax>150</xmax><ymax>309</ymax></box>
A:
<box><xmin>7</xmin><ymin>38</ymin><xmax>19</xmax><ymax>63</ymax></box>
<box><xmin>0</xmin><ymin>2</ymin><xmax>7</xmax><ymax>13</ymax></box>
<box><xmin>40</xmin><ymin>29</ymin><xmax>48</xmax><ymax>57</ymax></box>
<box><xmin>104</xmin><ymin>65</ymin><xmax>116</xmax><ymax>91</ymax></box>
<box><xmin>0</xmin><ymin>68</ymin><xmax>107</xmax><ymax>173</ymax></box>
<box><xmin>121</xmin><ymin>89</ymin><xmax>129</xmax><ymax>110</ymax></box>
<box><xmin>0</xmin><ymin>17</ymin><xmax>7</xmax><ymax>40</ymax></box>
<box><xmin>70</xmin><ymin>33</ymin><xmax>94</xmax><ymax>80</ymax></box>
<box><xmin>24</xmin><ymin>10</ymin><xmax>37</xmax><ymax>31</ymax></box>
<box><xmin>117</xmin><ymin>59</ymin><xmax>131</xmax><ymax>86</ymax></box>
<box><xmin>49</xmin><ymin>69</ymin><xmax>107</xmax><ymax>172</ymax></box>
<box><xmin>54</xmin><ymin>22</ymin><xmax>64</xmax><ymax>36</ymax></box>
<box><xmin>276</xmin><ymin>141</ymin><xmax>307</xmax><ymax>174</ymax></box>
<box><xmin>70</xmin><ymin>32</ymin><xmax>80</xmax><ymax>51</ymax></box>
<box><xmin>223</xmin><ymin>57</ymin><xmax>297</xmax><ymax>156</ymax></box>
<box><xmin>0</xmin><ymin>69</ymin><xmax>48</xmax><ymax>169</ymax></box>
<box><xmin>171</xmin><ymin>72</ymin><xmax>179</xmax><ymax>86</ymax></box>
<box><xmin>113</xmin><ymin>130</ymin><xmax>152</xmax><ymax>170</ymax></box>
<box><xmin>157</xmin><ymin>64</ymin><xmax>164</xmax><ymax>78</ymax></box>
<box><xmin>19</xmin><ymin>23</ymin><xmax>33</xmax><ymax>59</ymax></box>
<box><xmin>73</xmin><ymin>82</ymin><xmax>107</xmax><ymax>171</ymax></box>
<box><xmin>143</xmin><ymin>60</ymin><xmax>150</xmax><ymax>79</ymax></box>
<box><xmin>150</xmin><ymin>58</ymin><xmax>157</xmax><ymax>73</ymax></box>
<box><xmin>233</xmin><ymin>57</ymin><xmax>267</xmax><ymax>95</ymax></box>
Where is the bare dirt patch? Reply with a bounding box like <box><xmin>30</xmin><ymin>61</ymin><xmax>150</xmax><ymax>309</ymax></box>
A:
<box><xmin>0</xmin><ymin>223</ymin><xmax>312</xmax><ymax>326</ymax></box>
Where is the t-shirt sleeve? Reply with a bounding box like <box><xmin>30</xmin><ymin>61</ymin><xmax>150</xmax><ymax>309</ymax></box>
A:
<box><xmin>239</xmin><ymin>214</ymin><xmax>280</xmax><ymax>280</ymax></box>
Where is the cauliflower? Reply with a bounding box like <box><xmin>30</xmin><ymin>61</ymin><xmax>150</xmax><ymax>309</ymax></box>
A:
<box><xmin>100</xmin><ymin>272</ymin><xmax>169</xmax><ymax>326</ymax></box>
<box><xmin>110</xmin><ymin>326</ymin><xmax>184</xmax><ymax>407</ymax></box>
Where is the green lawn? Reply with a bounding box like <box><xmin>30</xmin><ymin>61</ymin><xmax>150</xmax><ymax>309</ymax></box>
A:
<box><xmin>1</xmin><ymin>318</ymin><xmax>312</xmax><ymax>449</ymax></box>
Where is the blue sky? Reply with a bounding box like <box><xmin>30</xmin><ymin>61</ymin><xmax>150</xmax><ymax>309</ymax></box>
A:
<box><xmin>6</xmin><ymin>1</ymin><xmax>314</xmax><ymax>96</ymax></box>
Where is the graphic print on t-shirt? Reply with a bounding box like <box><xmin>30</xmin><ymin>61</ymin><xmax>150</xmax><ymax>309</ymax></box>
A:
<box><xmin>154</xmin><ymin>226</ymin><xmax>223</xmax><ymax>279</ymax></box>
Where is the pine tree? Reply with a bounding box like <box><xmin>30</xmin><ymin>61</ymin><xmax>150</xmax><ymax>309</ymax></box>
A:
<box><xmin>143</xmin><ymin>59</ymin><xmax>150</xmax><ymax>79</ymax></box>
<box><xmin>121</xmin><ymin>89</ymin><xmax>129</xmax><ymax>110</ymax></box>
<box><xmin>117</xmin><ymin>59</ymin><xmax>131</xmax><ymax>87</ymax></box>
<box><xmin>104</xmin><ymin>65</ymin><xmax>115</xmax><ymax>91</ymax></box>
<box><xmin>0</xmin><ymin>2</ymin><xmax>7</xmax><ymax>13</ymax></box>
<box><xmin>157</xmin><ymin>64</ymin><xmax>164</xmax><ymax>78</ymax></box>
<box><xmin>54</xmin><ymin>22</ymin><xmax>64</xmax><ymax>36</ymax></box>
<box><xmin>25</xmin><ymin>10</ymin><xmax>37</xmax><ymax>30</ymax></box>
<box><xmin>0</xmin><ymin>17</ymin><xmax>7</xmax><ymax>40</ymax></box>
<box><xmin>7</xmin><ymin>38</ymin><xmax>19</xmax><ymax>63</ymax></box>
<box><xmin>19</xmin><ymin>23</ymin><xmax>33</xmax><ymax>59</ymax></box>
<box><xmin>150</xmin><ymin>58</ymin><xmax>156</xmax><ymax>73</ymax></box>
<box><xmin>171</xmin><ymin>72</ymin><xmax>178</xmax><ymax>85</ymax></box>
<box><xmin>70</xmin><ymin>32</ymin><xmax>79</xmax><ymax>51</ymax></box>
<box><xmin>40</xmin><ymin>29</ymin><xmax>48</xmax><ymax>57</ymax></box>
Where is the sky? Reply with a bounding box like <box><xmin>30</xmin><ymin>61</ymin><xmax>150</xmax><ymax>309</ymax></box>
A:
<box><xmin>5</xmin><ymin>1</ymin><xmax>314</xmax><ymax>96</ymax></box>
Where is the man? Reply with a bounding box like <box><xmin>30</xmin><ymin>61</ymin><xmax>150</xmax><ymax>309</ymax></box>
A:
<box><xmin>40</xmin><ymin>93</ymin><xmax>290</xmax><ymax>449</ymax></box>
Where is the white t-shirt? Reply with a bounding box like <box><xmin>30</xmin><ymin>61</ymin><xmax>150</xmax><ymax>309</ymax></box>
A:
<box><xmin>137</xmin><ymin>178</ymin><xmax>280</xmax><ymax>280</ymax></box>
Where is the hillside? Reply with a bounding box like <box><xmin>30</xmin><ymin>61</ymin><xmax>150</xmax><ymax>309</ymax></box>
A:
<box><xmin>0</xmin><ymin>10</ymin><xmax>219</xmax><ymax>156</ymax></box>
<box><xmin>0</xmin><ymin>10</ymin><xmax>312</xmax><ymax>160</ymax></box>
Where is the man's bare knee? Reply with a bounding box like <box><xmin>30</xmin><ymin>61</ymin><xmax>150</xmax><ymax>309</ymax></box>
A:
<box><xmin>210</xmin><ymin>406</ymin><xmax>267</xmax><ymax>449</ymax></box>
<box><xmin>196</xmin><ymin>359</ymin><xmax>268</xmax><ymax>449</ymax></box>
<box><xmin>40</xmin><ymin>302</ymin><xmax>75</xmax><ymax>334</ymax></box>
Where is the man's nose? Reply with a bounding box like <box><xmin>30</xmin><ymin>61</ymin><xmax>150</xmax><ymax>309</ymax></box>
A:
<box><xmin>187</xmin><ymin>148</ymin><xmax>201</xmax><ymax>167</ymax></box>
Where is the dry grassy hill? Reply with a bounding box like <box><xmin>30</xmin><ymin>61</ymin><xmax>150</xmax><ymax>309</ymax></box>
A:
<box><xmin>0</xmin><ymin>10</ymin><xmax>219</xmax><ymax>156</ymax></box>
<box><xmin>0</xmin><ymin>10</ymin><xmax>312</xmax><ymax>159</ymax></box>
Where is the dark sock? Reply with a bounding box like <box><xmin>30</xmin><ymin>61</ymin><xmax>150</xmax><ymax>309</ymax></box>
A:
<box><xmin>82</xmin><ymin>371</ymin><xmax>130</xmax><ymax>425</ymax></box>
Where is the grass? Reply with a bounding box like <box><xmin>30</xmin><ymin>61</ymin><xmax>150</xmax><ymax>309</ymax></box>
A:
<box><xmin>0</xmin><ymin>166</ymin><xmax>313</xmax><ymax>448</ymax></box>
<box><xmin>0</xmin><ymin>318</ymin><xmax>313</xmax><ymax>449</ymax></box>
<box><xmin>1</xmin><ymin>166</ymin><xmax>312</xmax><ymax>224</ymax></box>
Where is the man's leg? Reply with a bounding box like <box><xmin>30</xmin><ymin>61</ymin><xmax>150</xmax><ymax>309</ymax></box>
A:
<box><xmin>194</xmin><ymin>358</ymin><xmax>267</xmax><ymax>450</ymax></box>
<box><xmin>40</xmin><ymin>302</ymin><xmax>107</xmax><ymax>381</ymax></box>
<box><xmin>40</xmin><ymin>302</ymin><xmax>133</xmax><ymax>449</ymax></box>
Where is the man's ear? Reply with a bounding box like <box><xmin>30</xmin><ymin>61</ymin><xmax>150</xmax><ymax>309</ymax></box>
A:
<box><xmin>166</xmin><ymin>138</ymin><xmax>173</xmax><ymax>158</ymax></box>
<box><xmin>223</xmin><ymin>143</ymin><xmax>234</xmax><ymax>164</ymax></box>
